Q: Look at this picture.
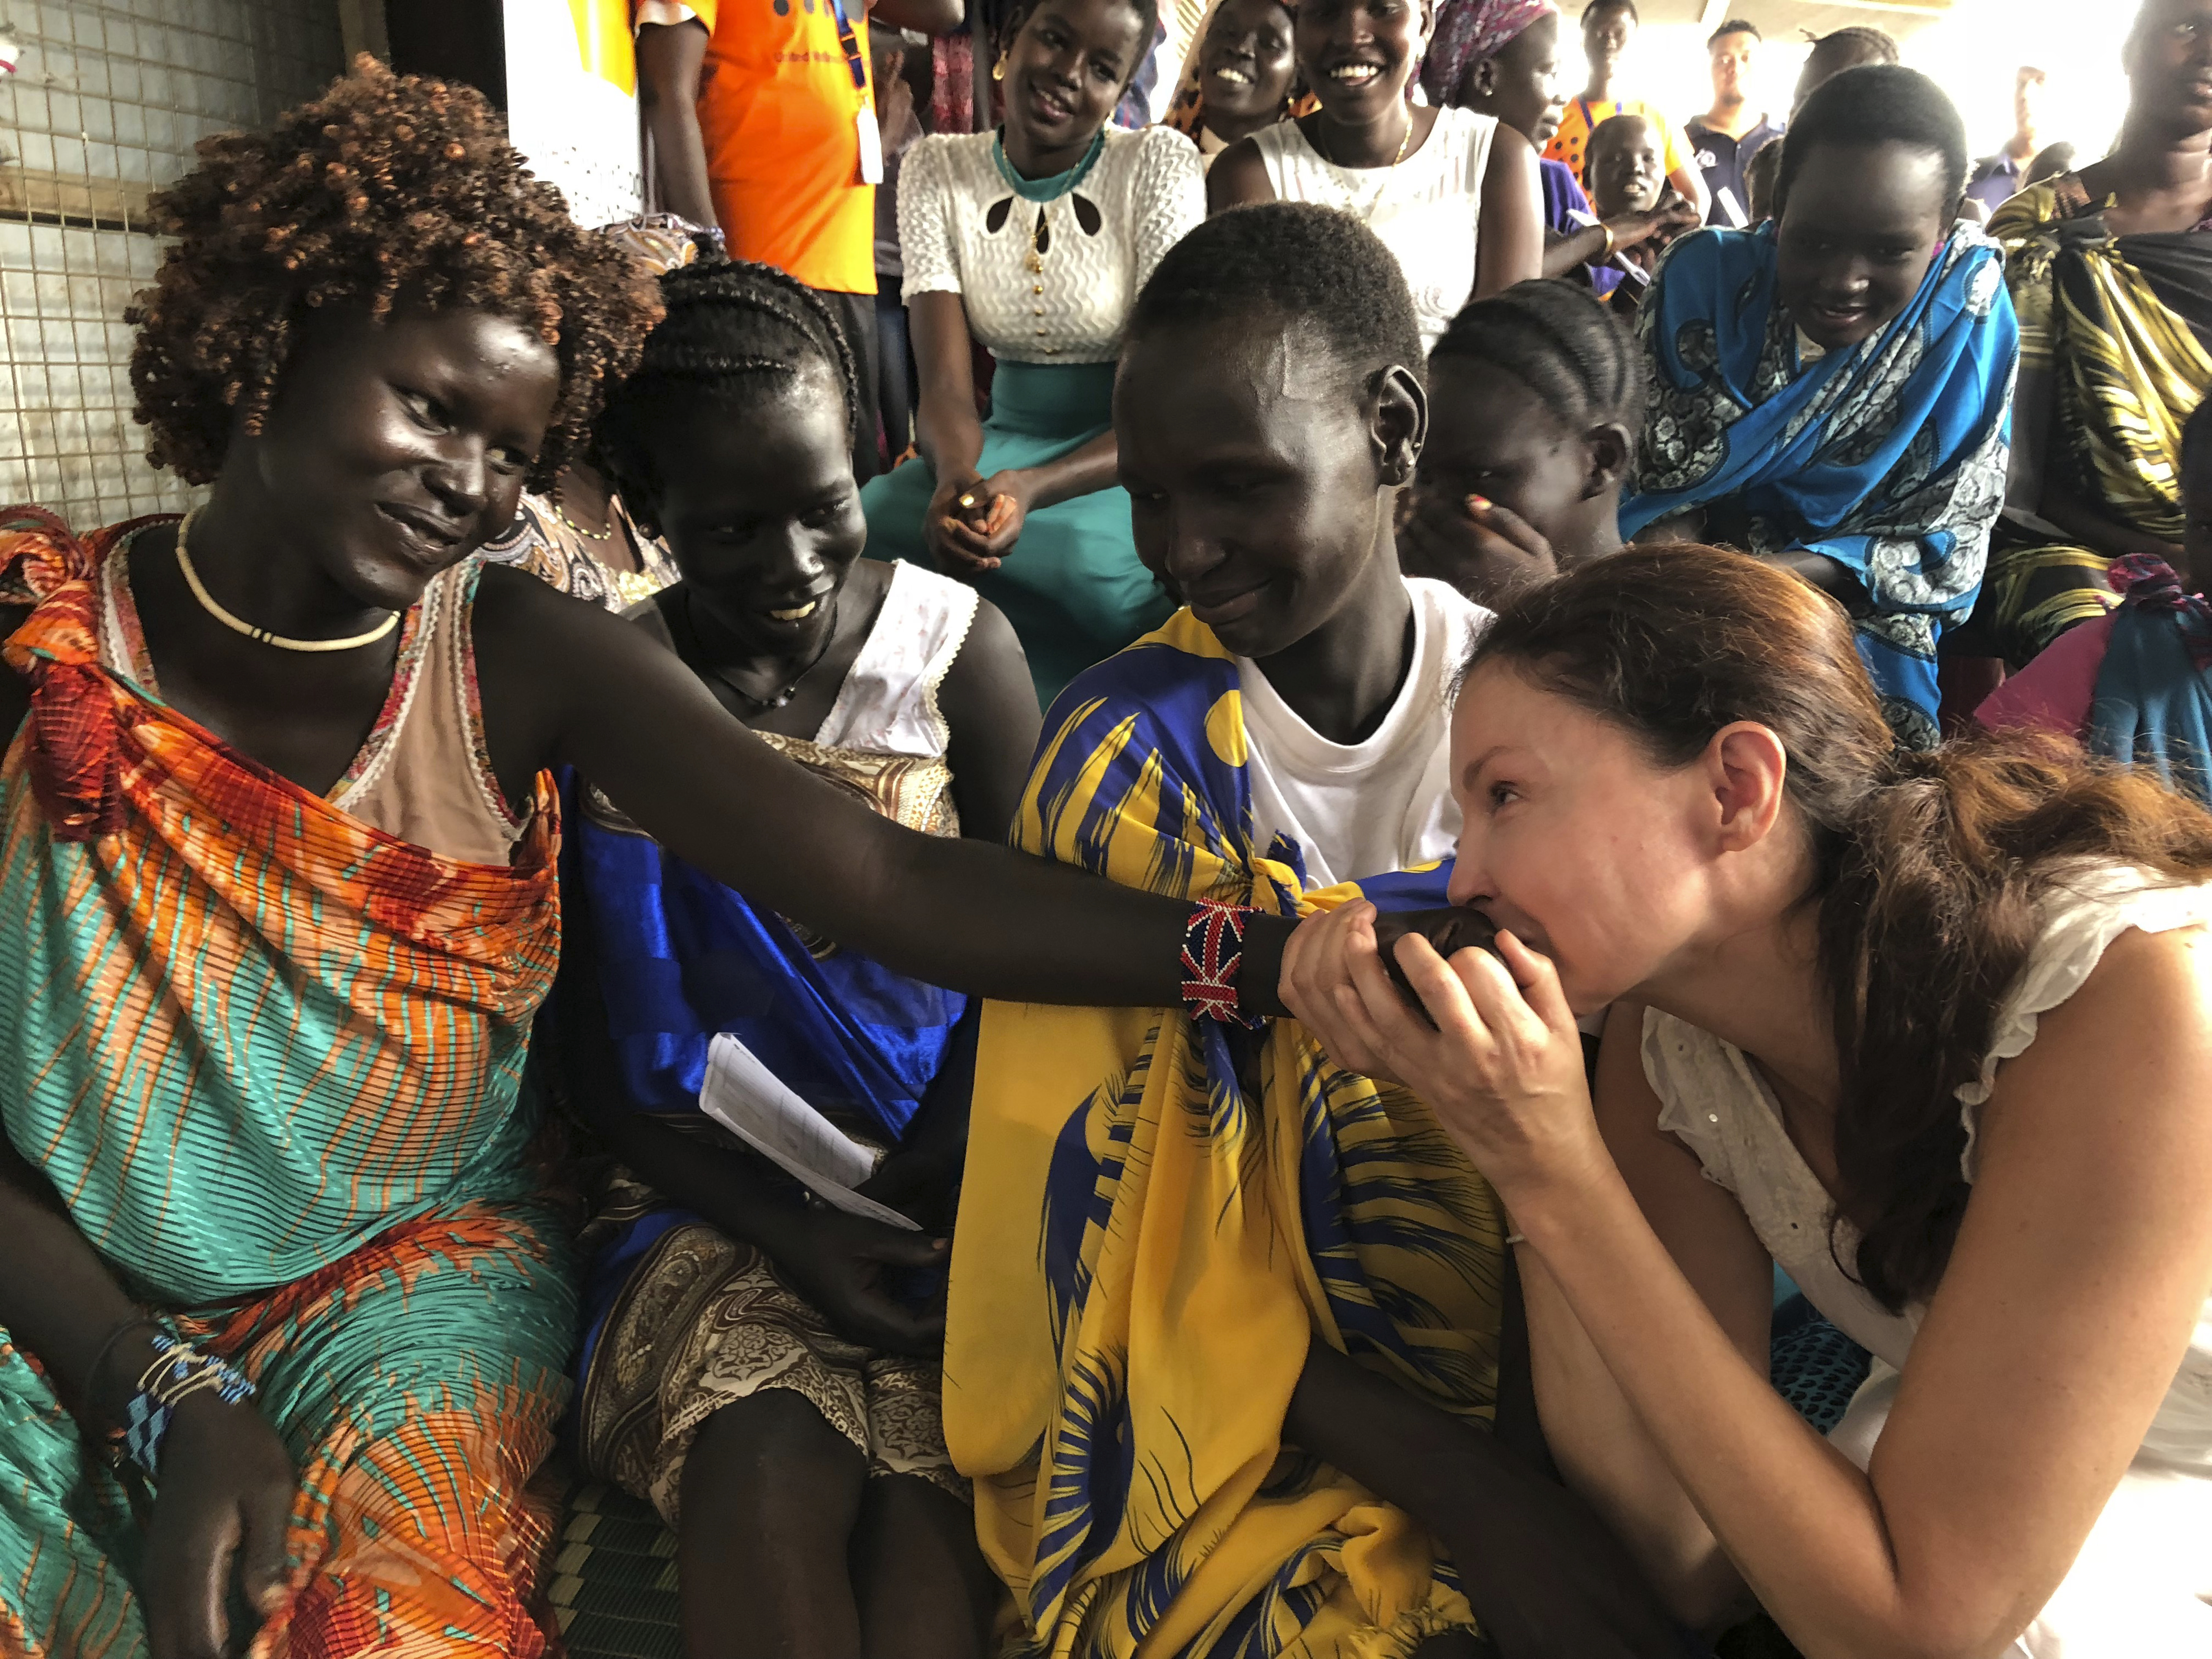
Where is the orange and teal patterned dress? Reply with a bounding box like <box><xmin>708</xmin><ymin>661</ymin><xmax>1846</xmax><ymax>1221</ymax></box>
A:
<box><xmin>0</xmin><ymin>509</ymin><xmax>575</xmax><ymax>1658</ymax></box>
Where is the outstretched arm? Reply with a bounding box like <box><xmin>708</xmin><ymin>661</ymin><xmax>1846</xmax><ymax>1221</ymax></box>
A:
<box><xmin>475</xmin><ymin>568</ymin><xmax>1289</xmax><ymax>1012</ymax></box>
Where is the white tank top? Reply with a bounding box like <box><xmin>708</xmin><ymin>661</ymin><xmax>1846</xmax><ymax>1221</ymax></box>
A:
<box><xmin>1251</xmin><ymin>107</ymin><xmax>1498</xmax><ymax>353</ymax></box>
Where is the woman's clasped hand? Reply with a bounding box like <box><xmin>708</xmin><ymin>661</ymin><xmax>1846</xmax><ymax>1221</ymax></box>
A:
<box><xmin>1283</xmin><ymin>902</ymin><xmax>1609</xmax><ymax>1209</ymax></box>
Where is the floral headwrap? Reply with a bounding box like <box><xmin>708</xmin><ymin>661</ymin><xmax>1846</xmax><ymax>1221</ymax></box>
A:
<box><xmin>1418</xmin><ymin>0</ymin><xmax>1554</xmax><ymax>108</ymax></box>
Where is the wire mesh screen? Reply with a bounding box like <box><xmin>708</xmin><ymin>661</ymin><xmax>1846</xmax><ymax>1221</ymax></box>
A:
<box><xmin>0</xmin><ymin>0</ymin><xmax>345</xmax><ymax>523</ymax></box>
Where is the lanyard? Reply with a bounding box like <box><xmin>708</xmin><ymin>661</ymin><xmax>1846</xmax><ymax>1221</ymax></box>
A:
<box><xmin>825</xmin><ymin>0</ymin><xmax>867</xmax><ymax>94</ymax></box>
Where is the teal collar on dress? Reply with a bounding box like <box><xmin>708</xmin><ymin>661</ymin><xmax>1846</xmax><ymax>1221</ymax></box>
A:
<box><xmin>991</xmin><ymin>130</ymin><xmax>1106</xmax><ymax>202</ymax></box>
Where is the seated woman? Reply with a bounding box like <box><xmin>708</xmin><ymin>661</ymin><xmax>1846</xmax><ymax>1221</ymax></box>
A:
<box><xmin>860</xmin><ymin>0</ymin><xmax>1203</xmax><ymax>709</ymax></box>
<box><xmin>477</xmin><ymin>214</ymin><xmax>700</xmax><ymax>610</ymax></box>
<box><xmin>1965</xmin><ymin>0</ymin><xmax>2212</xmax><ymax>668</ymax></box>
<box><xmin>1423</xmin><ymin>0</ymin><xmax>1693</xmax><ymax>299</ymax></box>
<box><xmin>1399</xmin><ymin>279</ymin><xmax>1643</xmax><ymax>608</ymax></box>
<box><xmin>1286</xmin><ymin>545</ymin><xmax>2212</xmax><ymax>1655</ymax></box>
<box><xmin>0</xmin><ymin>64</ymin><xmax>1300</xmax><ymax>1659</ymax></box>
<box><xmin>1161</xmin><ymin>0</ymin><xmax>1303</xmax><ymax>170</ymax></box>
<box><xmin>1978</xmin><ymin>396</ymin><xmax>2212</xmax><ymax>806</ymax></box>
<box><xmin>556</xmin><ymin>259</ymin><xmax>1040</xmax><ymax>1655</ymax></box>
<box><xmin>1621</xmin><ymin>65</ymin><xmax>2019</xmax><ymax>750</ymax></box>
<box><xmin>945</xmin><ymin>203</ymin><xmax>1685</xmax><ymax>1659</ymax></box>
<box><xmin>1205</xmin><ymin>0</ymin><xmax>1542</xmax><ymax>352</ymax></box>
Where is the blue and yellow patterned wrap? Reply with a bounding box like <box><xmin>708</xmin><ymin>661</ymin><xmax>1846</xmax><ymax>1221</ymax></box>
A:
<box><xmin>943</xmin><ymin>610</ymin><xmax>1505</xmax><ymax>1659</ymax></box>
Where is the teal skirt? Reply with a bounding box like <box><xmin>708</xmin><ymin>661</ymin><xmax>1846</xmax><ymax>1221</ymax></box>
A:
<box><xmin>861</xmin><ymin>357</ymin><xmax>1170</xmax><ymax>710</ymax></box>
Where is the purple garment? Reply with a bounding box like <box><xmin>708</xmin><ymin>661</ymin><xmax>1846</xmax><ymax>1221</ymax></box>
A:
<box><xmin>1541</xmin><ymin>159</ymin><xmax>1622</xmax><ymax>299</ymax></box>
<box><xmin>1966</xmin><ymin>151</ymin><xmax>2026</xmax><ymax>212</ymax></box>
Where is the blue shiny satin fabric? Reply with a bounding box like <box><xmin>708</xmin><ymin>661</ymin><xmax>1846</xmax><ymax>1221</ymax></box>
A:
<box><xmin>561</xmin><ymin>770</ymin><xmax>966</xmax><ymax>1393</ymax></box>
<box><xmin>568</xmin><ymin>782</ymin><xmax>965</xmax><ymax>1144</ymax></box>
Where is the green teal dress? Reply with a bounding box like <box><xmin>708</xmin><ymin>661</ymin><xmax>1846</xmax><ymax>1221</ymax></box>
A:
<box><xmin>862</xmin><ymin>124</ymin><xmax>1206</xmax><ymax>708</ymax></box>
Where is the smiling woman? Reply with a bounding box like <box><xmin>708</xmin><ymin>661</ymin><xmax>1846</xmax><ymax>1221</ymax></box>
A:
<box><xmin>1622</xmin><ymin>65</ymin><xmax>2020</xmax><ymax>750</ymax></box>
<box><xmin>0</xmin><ymin>57</ymin><xmax>1291</xmax><ymax>1659</ymax></box>
<box><xmin>858</xmin><ymin>0</ymin><xmax>1203</xmax><ymax>708</ymax></box>
<box><xmin>1206</xmin><ymin>0</ymin><xmax>1544</xmax><ymax>349</ymax></box>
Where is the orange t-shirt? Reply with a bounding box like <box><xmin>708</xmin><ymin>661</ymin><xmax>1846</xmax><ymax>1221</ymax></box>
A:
<box><xmin>1543</xmin><ymin>96</ymin><xmax>1689</xmax><ymax>188</ymax></box>
<box><xmin>687</xmin><ymin>0</ymin><xmax>877</xmax><ymax>295</ymax></box>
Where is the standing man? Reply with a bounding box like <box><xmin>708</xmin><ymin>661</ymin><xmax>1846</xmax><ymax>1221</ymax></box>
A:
<box><xmin>1544</xmin><ymin>0</ymin><xmax>1709</xmax><ymax>220</ymax></box>
<box><xmin>1966</xmin><ymin>65</ymin><xmax>2049</xmax><ymax>212</ymax></box>
<box><xmin>1684</xmin><ymin>19</ymin><xmax>1780</xmax><ymax>227</ymax></box>
<box><xmin>635</xmin><ymin>0</ymin><xmax>961</xmax><ymax>484</ymax></box>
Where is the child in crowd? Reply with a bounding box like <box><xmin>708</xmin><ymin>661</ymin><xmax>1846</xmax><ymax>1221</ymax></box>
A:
<box><xmin>1579</xmin><ymin>111</ymin><xmax>1695</xmax><ymax>304</ymax></box>
<box><xmin>946</xmin><ymin>202</ymin><xmax>1684</xmax><ymax>1659</ymax></box>
<box><xmin>558</xmin><ymin>258</ymin><xmax>1043</xmax><ymax>1655</ymax></box>
<box><xmin>1623</xmin><ymin>64</ymin><xmax>2018</xmax><ymax>750</ymax></box>
<box><xmin>1175</xmin><ymin>0</ymin><xmax>1301</xmax><ymax>167</ymax></box>
<box><xmin>1422</xmin><ymin>1</ymin><xmax>1694</xmax><ymax>296</ymax></box>
<box><xmin>1207</xmin><ymin>0</ymin><xmax>1544</xmax><ymax>350</ymax></box>
<box><xmin>1399</xmin><ymin>279</ymin><xmax>1643</xmax><ymax>608</ymax></box>
<box><xmin>861</xmin><ymin>0</ymin><xmax>1201</xmax><ymax>709</ymax></box>
<box><xmin>1978</xmin><ymin>397</ymin><xmax>2212</xmax><ymax>805</ymax></box>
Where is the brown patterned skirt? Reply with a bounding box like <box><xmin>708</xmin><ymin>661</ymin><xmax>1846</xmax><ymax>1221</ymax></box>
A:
<box><xmin>574</xmin><ymin>1195</ymin><xmax>963</xmax><ymax>1528</ymax></box>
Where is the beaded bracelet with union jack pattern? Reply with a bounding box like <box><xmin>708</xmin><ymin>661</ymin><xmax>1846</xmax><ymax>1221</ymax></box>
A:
<box><xmin>1181</xmin><ymin>899</ymin><xmax>1265</xmax><ymax>1029</ymax></box>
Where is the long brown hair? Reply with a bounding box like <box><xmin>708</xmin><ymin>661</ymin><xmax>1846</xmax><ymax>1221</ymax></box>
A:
<box><xmin>1470</xmin><ymin>547</ymin><xmax>2212</xmax><ymax>1310</ymax></box>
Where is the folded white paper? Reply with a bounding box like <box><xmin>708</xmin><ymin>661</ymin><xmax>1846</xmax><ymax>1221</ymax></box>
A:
<box><xmin>698</xmin><ymin>1032</ymin><xmax>920</xmax><ymax>1230</ymax></box>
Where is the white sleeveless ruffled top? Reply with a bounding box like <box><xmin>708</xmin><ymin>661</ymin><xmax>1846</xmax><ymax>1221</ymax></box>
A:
<box><xmin>1642</xmin><ymin>863</ymin><xmax>2212</xmax><ymax>1471</ymax></box>
<box><xmin>1643</xmin><ymin>865</ymin><xmax>2212</xmax><ymax>1652</ymax></box>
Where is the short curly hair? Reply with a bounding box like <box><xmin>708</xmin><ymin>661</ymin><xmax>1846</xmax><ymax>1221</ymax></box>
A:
<box><xmin>1128</xmin><ymin>201</ymin><xmax>1424</xmax><ymax>389</ymax></box>
<box><xmin>127</xmin><ymin>56</ymin><xmax>663</xmax><ymax>492</ymax></box>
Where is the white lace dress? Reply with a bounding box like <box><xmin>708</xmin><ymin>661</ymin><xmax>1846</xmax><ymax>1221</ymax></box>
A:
<box><xmin>1643</xmin><ymin>865</ymin><xmax>2212</xmax><ymax>1655</ymax></box>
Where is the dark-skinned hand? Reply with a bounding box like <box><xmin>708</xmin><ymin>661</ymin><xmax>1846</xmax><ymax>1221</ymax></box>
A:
<box><xmin>141</xmin><ymin>1393</ymin><xmax>295</xmax><ymax>1659</ymax></box>
<box><xmin>933</xmin><ymin>468</ymin><xmax>1034</xmax><ymax>573</ymax></box>
<box><xmin>1371</xmin><ymin>906</ymin><xmax>1503</xmax><ymax>1027</ymax></box>
<box><xmin>856</xmin><ymin>1145</ymin><xmax>961</xmax><ymax>1236</ymax></box>
<box><xmin>1399</xmin><ymin>490</ymin><xmax>1559</xmax><ymax>608</ymax></box>
<box><xmin>1607</xmin><ymin>195</ymin><xmax>1700</xmax><ymax>259</ymax></box>
<box><xmin>925</xmin><ymin>468</ymin><xmax>999</xmax><ymax>574</ymax></box>
<box><xmin>773</xmin><ymin>1207</ymin><xmax>951</xmax><ymax>1358</ymax></box>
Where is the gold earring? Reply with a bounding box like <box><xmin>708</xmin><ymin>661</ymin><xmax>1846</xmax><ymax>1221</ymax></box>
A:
<box><xmin>992</xmin><ymin>57</ymin><xmax>1007</xmax><ymax>81</ymax></box>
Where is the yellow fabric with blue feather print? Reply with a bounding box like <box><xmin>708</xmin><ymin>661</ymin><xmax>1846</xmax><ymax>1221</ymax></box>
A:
<box><xmin>943</xmin><ymin>610</ymin><xmax>1506</xmax><ymax>1659</ymax></box>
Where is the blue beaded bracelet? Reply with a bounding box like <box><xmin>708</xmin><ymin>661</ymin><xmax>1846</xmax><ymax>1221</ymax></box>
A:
<box><xmin>120</xmin><ymin>1333</ymin><xmax>256</xmax><ymax>1478</ymax></box>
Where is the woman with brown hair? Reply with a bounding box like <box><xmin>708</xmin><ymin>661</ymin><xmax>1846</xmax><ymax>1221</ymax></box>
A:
<box><xmin>1284</xmin><ymin>546</ymin><xmax>2212</xmax><ymax>1654</ymax></box>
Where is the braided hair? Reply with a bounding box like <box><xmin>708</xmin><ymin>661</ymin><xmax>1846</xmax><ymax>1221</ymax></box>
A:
<box><xmin>595</xmin><ymin>257</ymin><xmax>862</xmax><ymax>503</ymax></box>
<box><xmin>128</xmin><ymin>56</ymin><xmax>660</xmax><ymax>492</ymax></box>
<box><xmin>1429</xmin><ymin>280</ymin><xmax>1646</xmax><ymax>440</ymax></box>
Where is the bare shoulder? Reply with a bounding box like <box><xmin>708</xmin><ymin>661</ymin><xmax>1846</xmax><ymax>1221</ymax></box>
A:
<box><xmin>1206</xmin><ymin>138</ymin><xmax>1275</xmax><ymax>213</ymax></box>
<box><xmin>1978</xmin><ymin>916</ymin><xmax>2212</xmax><ymax>1164</ymax></box>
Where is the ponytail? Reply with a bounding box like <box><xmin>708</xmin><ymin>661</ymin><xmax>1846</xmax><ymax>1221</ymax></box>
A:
<box><xmin>1472</xmin><ymin>548</ymin><xmax>2212</xmax><ymax>1309</ymax></box>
